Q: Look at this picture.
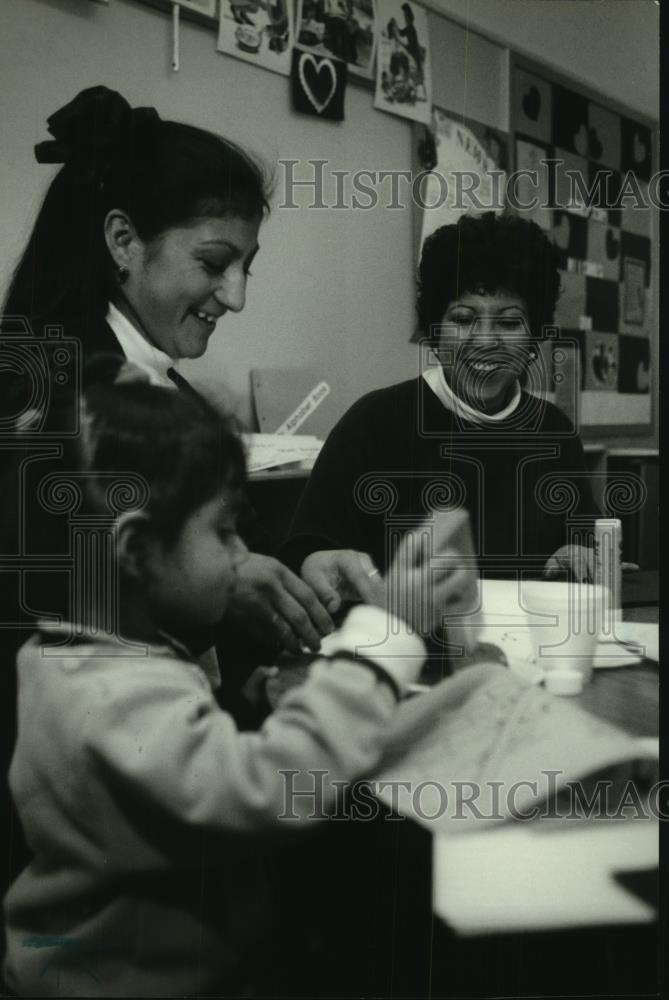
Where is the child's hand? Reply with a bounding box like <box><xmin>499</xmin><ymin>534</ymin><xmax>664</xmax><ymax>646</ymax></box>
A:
<box><xmin>240</xmin><ymin>665</ymin><xmax>280</xmax><ymax>707</ymax></box>
<box><xmin>382</xmin><ymin>510</ymin><xmax>478</xmax><ymax>634</ymax></box>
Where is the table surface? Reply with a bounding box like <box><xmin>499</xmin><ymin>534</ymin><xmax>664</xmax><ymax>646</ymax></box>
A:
<box><xmin>577</xmin><ymin>656</ymin><xmax>658</xmax><ymax>737</ymax></box>
<box><xmin>270</xmin><ymin>576</ymin><xmax>659</xmax><ymax>740</ymax></box>
<box><xmin>270</xmin><ymin>580</ymin><xmax>660</xmax><ymax>997</ymax></box>
<box><xmin>552</xmin><ymin>584</ymin><xmax>658</xmax><ymax>737</ymax></box>
<box><xmin>621</xmin><ymin>569</ymin><xmax>659</xmax><ymax>608</ymax></box>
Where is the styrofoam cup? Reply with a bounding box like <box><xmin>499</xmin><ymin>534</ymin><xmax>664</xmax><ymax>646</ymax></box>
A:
<box><xmin>521</xmin><ymin>581</ymin><xmax>611</xmax><ymax>684</ymax></box>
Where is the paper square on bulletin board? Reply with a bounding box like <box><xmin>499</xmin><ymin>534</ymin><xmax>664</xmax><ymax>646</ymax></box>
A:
<box><xmin>620</xmin><ymin>182</ymin><xmax>652</xmax><ymax>239</ymax></box>
<box><xmin>618</xmin><ymin>282</ymin><xmax>649</xmax><ymax>339</ymax></box>
<box><xmin>620</xmin><ymin>117</ymin><xmax>653</xmax><ymax>182</ymax></box>
<box><xmin>251</xmin><ymin>369</ymin><xmax>340</xmax><ymax>438</ymax></box>
<box><xmin>217</xmin><ymin>0</ymin><xmax>293</xmax><ymax>76</ymax></box>
<box><xmin>585</xmin><ymin>276</ymin><xmax>620</xmax><ymax>332</ymax></box>
<box><xmin>618</xmin><ymin>335</ymin><xmax>651</xmax><ymax>394</ymax></box>
<box><xmin>552</xmin><ymin>84</ymin><xmax>589</xmax><ymax>158</ymax></box>
<box><xmin>512</xmin><ymin>68</ymin><xmax>552</xmax><ymax>145</ymax></box>
<box><xmin>295</xmin><ymin>0</ymin><xmax>377</xmax><ymax>80</ymax></box>
<box><xmin>554</xmin><ymin>149</ymin><xmax>590</xmax><ymax>216</ymax></box>
<box><xmin>586</xmin><ymin>219</ymin><xmax>621</xmax><ymax>284</ymax></box>
<box><xmin>622</xmin><ymin>258</ymin><xmax>646</xmax><ymax>326</ymax></box>
<box><xmin>588</xmin><ymin>102</ymin><xmax>622</xmax><ymax>170</ymax></box>
<box><xmin>583</xmin><ymin>331</ymin><xmax>619</xmax><ymax>392</ymax></box>
<box><xmin>374</xmin><ymin>0</ymin><xmax>432</xmax><ymax>125</ymax></box>
<box><xmin>554</xmin><ymin>271</ymin><xmax>587</xmax><ymax>330</ymax></box>
<box><xmin>515</xmin><ymin>138</ymin><xmax>552</xmax><ymax>232</ymax></box>
<box><xmin>552</xmin><ymin>210</ymin><xmax>588</xmax><ymax>269</ymax></box>
<box><xmin>620</xmin><ymin>232</ymin><xmax>651</xmax><ymax>287</ymax></box>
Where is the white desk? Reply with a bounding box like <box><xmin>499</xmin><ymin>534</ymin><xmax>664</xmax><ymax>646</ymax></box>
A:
<box><xmin>433</xmin><ymin>818</ymin><xmax>658</xmax><ymax>935</ymax></box>
<box><xmin>431</xmin><ymin>579</ymin><xmax>659</xmax><ymax>936</ymax></box>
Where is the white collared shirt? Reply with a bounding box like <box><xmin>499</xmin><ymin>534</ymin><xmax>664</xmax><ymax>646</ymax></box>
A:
<box><xmin>422</xmin><ymin>364</ymin><xmax>522</xmax><ymax>425</ymax></box>
<box><xmin>106</xmin><ymin>302</ymin><xmax>178</xmax><ymax>389</ymax></box>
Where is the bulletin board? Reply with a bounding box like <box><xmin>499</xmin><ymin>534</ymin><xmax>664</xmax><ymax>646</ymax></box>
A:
<box><xmin>510</xmin><ymin>54</ymin><xmax>656</xmax><ymax>437</ymax></box>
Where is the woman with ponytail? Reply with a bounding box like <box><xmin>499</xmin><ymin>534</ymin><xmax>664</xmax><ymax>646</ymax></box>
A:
<box><xmin>1</xmin><ymin>85</ymin><xmax>335</xmax><ymax>661</ymax></box>
<box><xmin>0</xmin><ymin>90</ymin><xmax>338</xmax><ymax>921</ymax></box>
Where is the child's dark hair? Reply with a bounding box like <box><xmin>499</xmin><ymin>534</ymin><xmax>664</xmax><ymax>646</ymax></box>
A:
<box><xmin>2</xmin><ymin>86</ymin><xmax>272</xmax><ymax>341</ymax></box>
<box><xmin>1</xmin><ymin>358</ymin><xmax>247</xmax><ymax>558</ymax></box>
<box><xmin>416</xmin><ymin>212</ymin><xmax>562</xmax><ymax>342</ymax></box>
<box><xmin>81</xmin><ymin>361</ymin><xmax>247</xmax><ymax>544</ymax></box>
<box><xmin>0</xmin><ymin>359</ymin><xmax>245</xmax><ymax>651</ymax></box>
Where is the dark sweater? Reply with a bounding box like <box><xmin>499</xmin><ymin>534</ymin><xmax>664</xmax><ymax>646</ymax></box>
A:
<box><xmin>282</xmin><ymin>377</ymin><xmax>597</xmax><ymax>578</ymax></box>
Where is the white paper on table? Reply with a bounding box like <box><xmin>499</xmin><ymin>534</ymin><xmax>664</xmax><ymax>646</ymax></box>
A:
<box><xmin>477</xmin><ymin>579</ymin><xmax>655</xmax><ymax>675</ymax></box>
<box><xmin>433</xmin><ymin>818</ymin><xmax>658</xmax><ymax>935</ymax></box>
<box><xmin>243</xmin><ymin>433</ymin><xmax>322</xmax><ymax>473</ymax></box>
<box><xmin>610</xmin><ymin>622</ymin><xmax>659</xmax><ymax>663</ymax></box>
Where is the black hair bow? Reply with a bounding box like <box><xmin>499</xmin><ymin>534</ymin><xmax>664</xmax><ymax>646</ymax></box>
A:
<box><xmin>34</xmin><ymin>86</ymin><xmax>160</xmax><ymax>176</ymax></box>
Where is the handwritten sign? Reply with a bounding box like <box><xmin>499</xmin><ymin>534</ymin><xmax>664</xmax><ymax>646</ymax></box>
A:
<box><xmin>275</xmin><ymin>381</ymin><xmax>331</xmax><ymax>435</ymax></box>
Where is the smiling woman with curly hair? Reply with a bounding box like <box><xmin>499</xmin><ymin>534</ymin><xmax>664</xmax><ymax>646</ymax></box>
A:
<box><xmin>282</xmin><ymin>212</ymin><xmax>598</xmax><ymax>619</ymax></box>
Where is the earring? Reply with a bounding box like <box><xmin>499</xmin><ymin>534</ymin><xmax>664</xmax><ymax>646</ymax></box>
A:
<box><xmin>527</xmin><ymin>350</ymin><xmax>537</xmax><ymax>363</ymax></box>
<box><xmin>118</xmin><ymin>265</ymin><xmax>129</xmax><ymax>285</ymax></box>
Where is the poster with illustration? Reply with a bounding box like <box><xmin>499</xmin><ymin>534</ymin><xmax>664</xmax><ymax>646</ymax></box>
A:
<box><xmin>295</xmin><ymin>0</ymin><xmax>376</xmax><ymax>79</ymax></box>
<box><xmin>416</xmin><ymin>107</ymin><xmax>508</xmax><ymax>251</ymax></box>
<box><xmin>217</xmin><ymin>0</ymin><xmax>293</xmax><ymax>76</ymax></box>
<box><xmin>374</xmin><ymin>0</ymin><xmax>431</xmax><ymax>125</ymax></box>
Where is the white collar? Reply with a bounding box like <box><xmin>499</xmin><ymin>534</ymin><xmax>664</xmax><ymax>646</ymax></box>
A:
<box><xmin>106</xmin><ymin>301</ymin><xmax>178</xmax><ymax>389</ymax></box>
<box><xmin>422</xmin><ymin>364</ymin><xmax>522</xmax><ymax>424</ymax></box>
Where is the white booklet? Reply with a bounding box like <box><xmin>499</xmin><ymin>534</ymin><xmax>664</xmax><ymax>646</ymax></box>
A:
<box><xmin>243</xmin><ymin>433</ymin><xmax>322</xmax><ymax>474</ymax></box>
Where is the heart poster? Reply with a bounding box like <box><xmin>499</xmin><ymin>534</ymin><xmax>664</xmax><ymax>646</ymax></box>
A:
<box><xmin>291</xmin><ymin>49</ymin><xmax>347</xmax><ymax>121</ymax></box>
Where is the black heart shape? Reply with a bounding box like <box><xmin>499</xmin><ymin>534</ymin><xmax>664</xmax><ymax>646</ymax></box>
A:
<box><xmin>605</xmin><ymin>228</ymin><xmax>619</xmax><ymax>260</ymax></box>
<box><xmin>589</xmin><ymin>126</ymin><xmax>603</xmax><ymax>161</ymax></box>
<box><xmin>522</xmin><ymin>85</ymin><xmax>541</xmax><ymax>122</ymax></box>
<box><xmin>301</xmin><ymin>56</ymin><xmax>337</xmax><ymax>109</ymax></box>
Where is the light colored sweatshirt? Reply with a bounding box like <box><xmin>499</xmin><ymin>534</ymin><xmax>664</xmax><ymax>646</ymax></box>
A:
<box><xmin>4</xmin><ymin>607</ymin><xmax>424</xmax><ymax>998</ymax></box>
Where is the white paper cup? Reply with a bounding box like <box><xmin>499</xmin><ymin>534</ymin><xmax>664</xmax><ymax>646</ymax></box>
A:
<box><xmin>521</xmin><ymin>581</ymin><xmax>611</xmax><ymax>684</ymax></box>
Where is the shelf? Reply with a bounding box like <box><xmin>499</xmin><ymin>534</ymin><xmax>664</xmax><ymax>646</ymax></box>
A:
<box><xmin>606</xmin><ymin>448</ymin><xmax>659</xmax><ymax>459</ymax></box>
<box><xmin>249</xmin><ymin>466</ymin><xmax>312</xmax><ymax>483</ymax></box>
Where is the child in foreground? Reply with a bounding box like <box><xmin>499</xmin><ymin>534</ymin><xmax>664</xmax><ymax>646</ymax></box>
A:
<box><xmin>3</xmin><ymin>363</ymin><xmax>456</xmax><ymax>998</ymax></box>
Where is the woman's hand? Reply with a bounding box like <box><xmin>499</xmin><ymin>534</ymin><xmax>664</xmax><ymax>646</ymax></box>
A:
<box><xmin>300</xmin><ymin>549</ymin><xmax>386</xmax><ymax>614</ymax></box>
<box><xmin>228</xmin><ymin>553</ymin><xmax>335</xmax><ymax>654</ymax></box>
<box><xmin>544</xmin><ymin>544</ymin><xmax>594</xmax><ymax>583</ymax></box>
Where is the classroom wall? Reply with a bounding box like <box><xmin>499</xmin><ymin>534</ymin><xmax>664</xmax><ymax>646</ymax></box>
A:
<box><xmin>0</xmin><ymin>0</ymin><xmax>658</xmax><ymax>447</ymax></box>
<box><xmin>428</xmin><ymin>0</ymin><xmax>659</xmax><ymax>121</ymax></box>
